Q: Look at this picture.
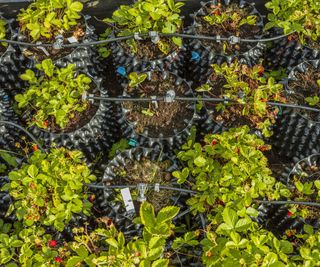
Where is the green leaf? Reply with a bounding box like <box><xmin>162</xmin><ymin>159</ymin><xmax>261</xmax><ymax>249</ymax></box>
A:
<box><xmin>106</xmin><ymin>238</ymin><xmax>118</xmax><ymax>248</ymax></box>
<box><xmin>27</xmin><ymin>165</ymin><xmax>38</xmax><ymax>178</ymax></box>
<box><xmin>222</xmin><ymin>208</ymin><xmax>238</xmax><ymax>228</ymax></box>
<box><xmin>20</xmin><ymin>69</ymin><xmax>35</xmax><ymax>81</ymax></box>
<box><xmin>156</xmin><ymin>206</ymin><xmax>180</xmax><ymax>224</ymax></box>
<box><xmin>151</xmin><ymin>259</ymin><xmax>169</xmax><ymax>267</ymax></box>
<box><xmin>66</xmin><ymin>256</ymin><xmax>83</xmax><ymax>267</ymax></box>
<box><xmin>235</xmin><ymin>218</ymin><xmax>252</xmax><ymax>232</ymax></box>
<box><xmin>140</xmin><ymin>202</ymin><xmax>156</xmax><ymax>227</ymax></box>
<box><xmin>0</xmin><ymin>152</ymin><xmax>18</xmax><ymax>168</ymax></box>
<box><xmin>303</xmin><ymin>224</ymin><xmax>314</xmax><ymax>235</ymax></box>
<box><xmin>246</xmin><ymin>207</ymin><xmax>259</xmax><ymax>217</ymax></box>
<box><xmin>69</xmin><ymin>2</ymin><xmax>83</xmax><ymax>12</ymax></box>
<box><xmin>194</xmin><ymin>156</ymin><xmax>207</xmax><ymax>167</ymax></box>
<box><xmin>167</xmin><ymin>0</ymin><xmax>175</xmax><ymax>11</ymax></box>
<box><xmin>41</xmin><ymin>59</ymin><xmax>54</xmax><ymax>77</ymax></box>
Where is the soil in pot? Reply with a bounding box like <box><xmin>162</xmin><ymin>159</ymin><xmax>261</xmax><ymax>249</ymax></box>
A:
<box><xmin>120</xmin><ymin>37</ymin><xmax>180</xmax><ymax>61</ymax></box>
<box><xmin>123</xmin><ymin>72</ymin><xmax>194</xmax><ymax>138</ymax></box>
<box><xmin>202</xmin><ymin>63</ymin><xmax>284</xmax><ymax>135</ymax></box>
<box><xmin>20</xmin><ymin>85</ymin><xmax>99</xmax><ymax>134</ymax></box>
<box><xmin>110</xmin><ymin>157</ymin><xmax>173</xmax><ymax>212</ymax></box>
<box><xmin>194</xmin><ymin>1</ymin><xmax>262</xmax><ymax>54</ymax></box>
<box><xmin>288</xmin><ymin>63</ymin><xmax>320</xmax><ymax>122</ymax></box>
<box><xmin>21</xmin><ymin>22</ymin><xmax>86</xmax><ymax>61</ymax></box>
<box><xmin>288</xmin><ymin>157</ymin><xmax>320</xmax><ymax>221</ymax></box>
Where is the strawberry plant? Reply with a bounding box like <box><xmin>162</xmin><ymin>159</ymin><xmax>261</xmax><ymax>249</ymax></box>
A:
<box><xmin>2</xmin><ymin>147</ymin><xmax>96</xmax><ymax>232</ymax></box>
<box><xmin>17</xmin><ymin>0</ymin><xmax>84</xmax><ymax>43</ymax></box>
<box><xmin>0</xmin><ymin>19</ymin><xmax>8</xmax><ymax>48</ymax></box>
<box><xmin>199</xmin><ymin>207</ymin><xmax>294</xmax><ymax>266</ymax></box>
<box><xmin>15</xmin><ymin>59</ymin><xmax>93</xmax><ymax>131</ymax></box>
<box><xmin>0</xmin><ymin>221</ymin><xmax>67</xmax><ymax>266</ymax></box>
<box><xmin>196</xmin><ymin>61</ymin><xmax>286</xmax><ymax>137</ymax></box>
<box><xmin>173</xmin><ymin>126</ymin><xmax>290</xmax><ymax>215</ymax></box>
<box><xmin>65</xmin><ymin>202</ymin><xmax>179</xmax><ymax>266</ymax></box>
<box><xmin>265</xmin><ymin>0</ymin><xmax>320</xmax><ymax>48</ymax></box>
<box><xmin>102</xmin><ymin>0</ymin><xmax>184</xmax><ymax>58</ymax></box>
<box><xmin>193</xmin><ymin>1</ymin><xmax>262</xmax><ymax>54</ymax></box>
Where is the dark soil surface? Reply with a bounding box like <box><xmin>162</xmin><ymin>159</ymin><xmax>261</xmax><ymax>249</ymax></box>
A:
<box><xmin>123</xmin><ymin>72</ymin><xmax>194</xmax><ymax>138</ymax></box>
<box><xmin>22</xmin><ymin>23</ymin><xmax>85</xmax><ymax>61</ymax></box>
<box><xmin>112</xmin><ymin>158</ymin><xmax>173</xmax><ymax>212</ymax></box>
<box><xmin>120</xmin><ymin>36</ymin><xmax>181</xmax><ymax>61</ymax></box>
<box><xmin>205</xmin><ymin>71</ymin><xmax>279</xmax><ymax>130</ymax></box>
<box><xmin>288</xmin><ymin>64</ymin><xmax>320</xmax><ymax>121</ymax></box>
<box><xmin>24</xmin><ymin>85</ymin><xmax>99</xmax><ymax>134</ymax></box>
<box><xmin>195</xmin><ymin>3</ymin><xmax>262</xmax><ymax>54</ymax></box>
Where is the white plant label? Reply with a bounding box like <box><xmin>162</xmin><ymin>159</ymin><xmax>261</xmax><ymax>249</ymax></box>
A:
<box><xmin>67</xmin><ymin>36</ymin><xmax>79</xmax><ymax>43</ymax></box>
<box><xmin>121</xmin><ymin>188</ymin><xmax>135</xmax><ymax>213</ymax></box>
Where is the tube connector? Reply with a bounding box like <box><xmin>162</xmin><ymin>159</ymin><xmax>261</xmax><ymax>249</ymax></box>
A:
<box><xmin>165</xmin><ymin>90</ymin><xmax>176</xmax><ymax>103</ymax></box>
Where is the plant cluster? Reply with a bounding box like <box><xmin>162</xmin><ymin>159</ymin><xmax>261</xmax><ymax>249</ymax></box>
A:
<box><xmin>15</xmin><ymin>59</ymin><xmax>92</xmax><ymax>130</ymax></box>
<box><xmin>0</xmin><ymin>19</ymin><xmax>8</xmax><ymax>48</ymax></box>
<box><xmin>265</xmin><ymin>0</ymin><xmax>320</xmax><ymax>47</ymax></box>
<box><xmin>103</xmin><ymin>0</ymin><xmax>184</xmax><ymax>56</ymax></box>
<box><xmin>0</xmin><ymin>202</ymin><xmax>180</xmax><ymax>267</ymax></box>
<box><xmin>196</xmin><ymin>61</ymin><xmax>286</xmax><ymax>136</ymax></box>
<box><xmin>173</xmin><ymin>126</ymin><xmax>290</xmax><ymax>215</ymax></box>
<box><xmin>2</xmin><ymin>147</ymin><xmax>96</xmax><ymax>231</ymax></box>
<box><xmin>203</xmin><ymin>3</ymin><xmax>257</xmax><ymax>30</ymax></box>
<box><xmin>17</xmin><ymin>0</ymin><xmax>84</xmax><ymax>42</ymax></box>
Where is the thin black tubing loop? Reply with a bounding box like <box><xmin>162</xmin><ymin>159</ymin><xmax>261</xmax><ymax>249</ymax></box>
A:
<box><xmin>86</xmin><ymin>183</ymin><xmax>320</xmax><ymax>208</ymax></box>
<box><xmin>86</xmin><ymin>95</ymin><xmax>320</xmax><ymax>113</ymax></box>
<box><xmin>0</xmin><ymin>120</ymin><xmax>45</xmax><ymax>153</ymax></box>
<box><xmin>0</xmin><ymin>31</ymin><xmax>293</xmax><ymax>47</ymax></box>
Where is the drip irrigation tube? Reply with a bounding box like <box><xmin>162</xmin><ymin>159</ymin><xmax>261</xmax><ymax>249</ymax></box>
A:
<box><xmin>0</xmin><ymin>31</ymin><xmax>293</xmax><ymax>48</ymax></box>
<box><xmin>87</xmin><ymin>183</ymin><xmax>320</xmax><ymax>208</ymax></box>
<box><xmin>85</xmin><ymin>95</ymin><xmax>320</xmax><ymax>113</ymax></box>
<box><xmin>86</xmin><ymin>183</ymin><xmax>196</xmax><ymax>194</ymax></box>
<box><xmin>0</xmin><ymin>121</ymin><xmax>45</xmax><ymax>153</ymax></box>
<box><xmin>254</xmin><ymin>200</ymin><xmax>320</xmax><ymax>208</ymax></box>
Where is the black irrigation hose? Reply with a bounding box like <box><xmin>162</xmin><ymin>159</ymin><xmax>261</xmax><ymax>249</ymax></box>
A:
<box><xmin>87</xmin><ymin>95</ymin><xmax>320</xmax><ymax>113</ymax></box>
<box><xmin>254</xmin><ymin>200</ymin><xmax>320</xmax><ymax>208</ymax></box>
<box><xmin>0</xmin><ymin>120</ymin><xmax>45</xmax><ymax>153</ymax></box>
<box><xmin>0</xmin><ymin>31</ymin><xmax>293</xmax><ymax>47</ymax></box>
<box><xmin>87</xmin><ymin>183</ymin><xmax>320</xmax><ymax>208</ymax></box>
<box><xmin>86</xmin><ymin>183</ymin><xmax>196</xmax><ymax>194</ymax></box>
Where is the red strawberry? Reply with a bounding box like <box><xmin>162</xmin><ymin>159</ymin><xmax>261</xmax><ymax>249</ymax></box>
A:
<box><xmin>287</xmin><ymin>211</ymin><xmax>293</xmax><ymax>217</ymax></box>
<box><xmin>54</xmin><ymin>256</ymin><xmax>63</xmax><ymax>263</ymax></box>
<box><xmin>211</xmin><ymin>139</ymin><xmax>218</xmax><ymax>146</ymax></box>
<box><xmin>48</xmin><ymin>240</ymin><xmax>57</xmax><ymax>247</ymax></box>
<box><xmin>33</xmin><ymin>145</ymin><xmax>39</xmax><ymax>151</ymax></box>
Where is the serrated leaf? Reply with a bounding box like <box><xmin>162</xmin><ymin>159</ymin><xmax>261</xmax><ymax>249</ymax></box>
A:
<box><xmin>140</xmin><ymin>202</ymin><xmax>156</xmax><ymax>227</ymax></box>
<box><xmin>222</xmin><ymin>208</ymin><xmax>238</xmax><ymax>228</ymax></box>
<box><xmin>156</xmin><ymin>206</ymin><xmax>180</xmax><ymax>224</ymax></box>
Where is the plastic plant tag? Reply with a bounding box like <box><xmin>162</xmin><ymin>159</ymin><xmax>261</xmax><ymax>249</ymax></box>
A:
<box><xmin>121</xmin><ymin>188</ymin><xmax>135</xmax><ymax>213</ymax></box>
<box><xmin>116</xmin><ymin>66</ymin><xmax>127</xmax><ymax>77</ymax></box>
<box><xmin>191</xmin><ymin>51</ymin><xmax>200</xmax><ymax>62</ymax></box>
<box><xmin>67</xmin><ymin>36</ymin><xmax>79</xmax><ymax>43</ymax></box>
<box><xmin>129</xmin><ymin>138</ymin><xmax>137</xmax><ymax>147</ymax></box>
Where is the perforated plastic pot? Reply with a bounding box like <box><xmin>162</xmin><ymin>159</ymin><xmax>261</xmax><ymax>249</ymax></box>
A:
<box><xmin>186</xmin><ymin>0</ymin><xmax>266</xmax><ymax>86</ymax></box>
<box><xmin>118</xmin><ymin>71</ymin><xmax>199</xmax><ymax>151</ymax></box>
<box><xmin>17</xmin><ymin>15</ymin><xmax>103</xmax><ymax>79</ymax></box>
<box><xmin>110</xmin><ymin>32</ymin><xmax>186</xmax><ymax>81</ymax></box>
<box><xmin>93</xmin><ymin>147</ymin><xmax>196</xmax><ymax>235</ymax></box>
<box><xmin>257</xmin><ymin>154</ymin><xmax>320</xmax><ymax>236</ymax></box>
<box><xmin>18</xmin><ymin>78</ymin><xmax>116</xmax><ymax>163</ymax></box>
<box><xmin>0</xmin><ymin>15</ymin><xmax>30</xmax><ymax>98</ymax></box>
<box><xmin>272</xmin><ymin>60</ymin><xmax>320</xmax><ymax>159</ymax></box>
<box><xmin>0</xmin><ymin>88</ymin><xmax>20</xmax><ymax>151</ymax></box>
<box><xmin>264</xmin><ymin>28</ymin><xmax>320</xmax><ymax>72</ymax></box>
